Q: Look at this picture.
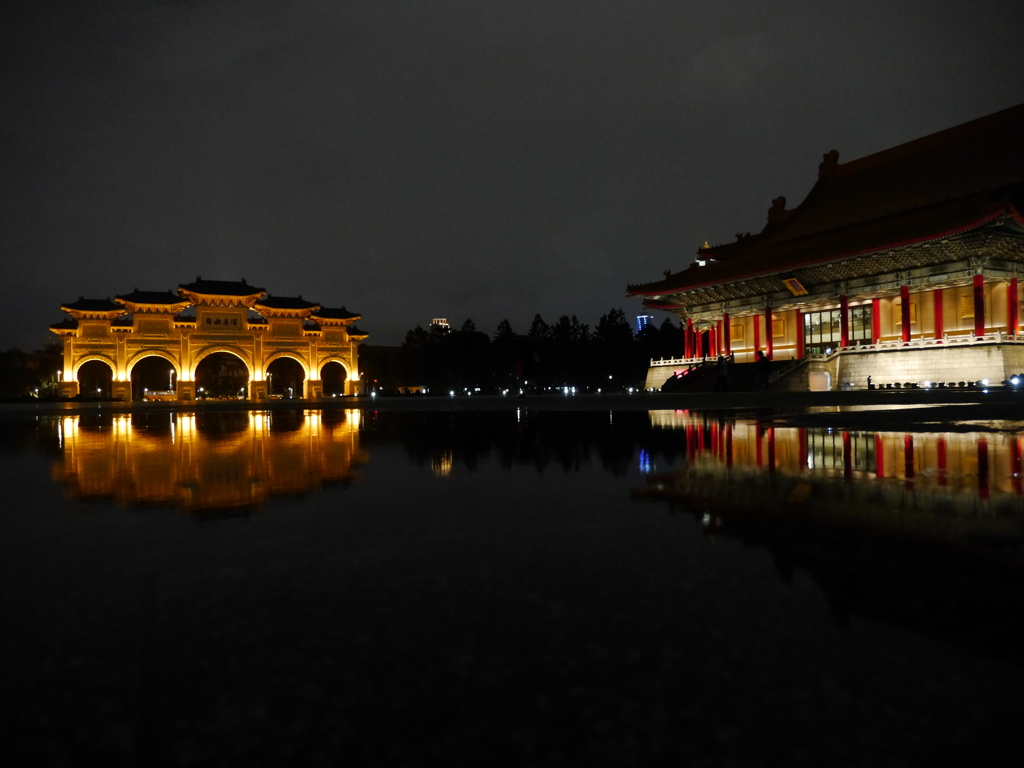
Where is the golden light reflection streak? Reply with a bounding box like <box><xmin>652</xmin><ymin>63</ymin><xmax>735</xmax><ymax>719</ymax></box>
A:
<box><xmin>54</xmin><ymin>410</ymin><xmax>365</xmax><ymax>512</ymax></box>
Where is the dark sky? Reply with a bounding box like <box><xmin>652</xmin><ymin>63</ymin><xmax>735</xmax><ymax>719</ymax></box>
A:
<box><xmin>2</xmin><ymin>1</ymin><xmax>1022</xmax><ymax>349</ymax></box>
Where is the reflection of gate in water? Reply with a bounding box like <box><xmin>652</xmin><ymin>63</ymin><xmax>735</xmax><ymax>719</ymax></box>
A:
<box><xmin>53</xmin><ymin>410</ymin><xmax>366</xmax><ymax>512</ymax></box>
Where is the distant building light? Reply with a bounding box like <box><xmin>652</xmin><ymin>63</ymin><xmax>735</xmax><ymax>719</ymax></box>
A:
<box><xmin>636</xmin><ymin>314</ymin><xmax>652</xmax><ymax>332</ymax></box>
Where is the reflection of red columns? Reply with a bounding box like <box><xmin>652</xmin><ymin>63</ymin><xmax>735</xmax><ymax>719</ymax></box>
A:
<box><xmin>1009</xmin><ymin>279</ymin><xmax>1019</xmax><ymax>336</ymax></box>
<box><xmin>767</xmin><ymin>427</ymin><xmax>776</xmax><ymax>473</ymax></box>
<box><xmin>753</xmin><ymin>315</ymin><xmax>761</xmax><ymax>356</ymax></box>
<box><xmin>872</xmin><ymin>298</ymin><xmax>881</xmax><ymax>343</ymax></box>
<box><xmin>711</xmin><ymin>421</ymin><xmax>719</xmax><ymax>457</ymax></box>
<box><xmin>765</xmin><ymin>305</ymin><xmax>774</xmax><ymax>360</ymax></box>
<box><xmin>839</xmin><ymin>295</ymin><xmax>849</xmax><ymax>347</ymax></box>
<box><xmin>798</xmin><ymin>427</ymin><xmax>807</xmax><ymax>471</ymax></box>
<box><xmin>725</xmin><ymin>423</ymin><xmax>733</xmax><ymax>469</ymax></box>
<box><xmin>875</xmin><ymin>434</ymin><xmax>885</xmax><ymax>478</ymax></box>
<box><xmin>756</xmin><ymin>422</ymin><xmax>763</xmax><ymax>467</ymax></box>
<box><xmin>722</xmin><ymin>313</ymin><xmax>731</xmax><ymax>355</ymax></box>
<box><xmin>900</xmin><ymin>285</ymin><xmax>911</xmax><ymax>343</ymax></box>
<box><xmin>904</xmin><ymin>434</ymin><xmax>915</xmax><ymax>490</ymax></box>
<box><xmin>933</xmin><ymin>290</ymin><xmax>944</xmax><ymax>340</ymax></box>
<box><xmin>978</xmin><ymin>438</ymin><xmax>990</xmax><ymax>500</ymax></box>
<box><xmin>1012</xmin><ymin>436</ymin><xmax>1022</xmax><ymax>496</ymax></box>
<box><xmin>796</xmin><ymin>310</ymin><xmax>805</xmax><ymax>358</ymax></box>
<box><xmin>973</xmin><ymin>275</ymin><xmax>985</xmax><ymax>337</ymax></box>
<box><xmin>842</xmin><ymin>431</ymin><xmax>852</xmax><ymax>480</ymax></box>
<box><xmin>685</xmin><ymin>318</ymin><xmax>694</xmax><ymax>359</ymax></box>
<box><xmin>937</xmin><ymin>436</ymin><xmax>948</xmax><ymax>488</ymax></box>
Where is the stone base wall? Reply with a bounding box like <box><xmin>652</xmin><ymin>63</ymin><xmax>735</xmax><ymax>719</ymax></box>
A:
<box><xmin>645</xmin><ymin>344</ymin><xmax>1024</xmax><ymax>392</ymax></box>
<box><xmin>645</xmin><ymin>363</ymin><xmax>697</xmax><ymax>390</ymax></box>
<box><xmin>834</xmin><ymin>343</ymin><xmax>1024</xmax><ymax>389</ymax></box>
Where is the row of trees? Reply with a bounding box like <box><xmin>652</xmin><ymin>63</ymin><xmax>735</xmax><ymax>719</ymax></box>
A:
<box><xmin>360</xmin><ymin>311</ymin><xmax>685</xmax><ymax>394</ymax></box>
<box><xmin>0</xmin><ymin>344</ymin><xmax>62</xmax><ymax>400</ymax></box>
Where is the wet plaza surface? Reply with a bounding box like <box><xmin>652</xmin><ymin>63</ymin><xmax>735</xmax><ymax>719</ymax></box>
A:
<box><xmin>2</xmin><ymin>403</ymin><xmax>1024</xmax><ymax>766</ymax></box>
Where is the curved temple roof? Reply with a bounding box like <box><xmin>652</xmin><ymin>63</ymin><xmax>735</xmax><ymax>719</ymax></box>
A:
<box><xmin>629</xmin><ymin>102</ymin><xmax>1024</xmax><ymax>299</ymax></box>
<box><xmin>253</xmin><ymin>295</ymin><xmax>322</xmax><ymax>318</ymax></box>
<box><xmin>53</xmin><ymin>281</ymin><xmax>365</xmax><ymax>338</ymax></box>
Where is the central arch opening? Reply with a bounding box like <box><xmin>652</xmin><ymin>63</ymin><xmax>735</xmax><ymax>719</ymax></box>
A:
<box><xmin>195</xmin><ymin>352</ymin><xmax>250</xmax><ymax>399</ymax></box>
<box><xmin>321</xmin><ymin>361</ymin><xmax>348</xmax><ymax>396</ymax></box>
<box><xmin>77</xmin><ymin>360</ymin><xmax>114</xmax><ymax>399</ymax></box>
<box><xmin>267</xmin><ymin>357</ymin><xmax>306</xmax><ymax>399</ymax></box>
<box><xmin>131</xmin><ymin>356</ymin><xmax>177</xmax><ymax>400</ymax></box>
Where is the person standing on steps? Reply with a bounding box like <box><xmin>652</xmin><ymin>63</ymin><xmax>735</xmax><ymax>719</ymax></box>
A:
<box><xmin>714</xmin><ymin>354</ymin><xmax>732</xmax><ymax>393</ymax></box>
<box><xmin>756</xmin><ymin>350</ymin><xmax>771</xmax><ymax>391</ymax></box>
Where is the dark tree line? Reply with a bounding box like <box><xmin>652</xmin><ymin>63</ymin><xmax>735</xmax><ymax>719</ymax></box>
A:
<box><xmin>360</xmin><ymin>312</ymin><xmax>684</xmax><ymax>394</ymax></box>
<box><xmin>0</xmin><ymin>343</ymin><xmax>62</xmax><ymax>400</ymax></box>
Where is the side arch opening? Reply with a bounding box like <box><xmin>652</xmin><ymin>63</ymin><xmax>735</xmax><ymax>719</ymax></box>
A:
<box><xmin>75</xmin><ymin>359</ymin><xmax>115</xmax><ymax>399</ymax></box>
<box><xmin>320</xmin><ymin>360</ymin><xmax>349</xmax><ymax>396</ymax></box>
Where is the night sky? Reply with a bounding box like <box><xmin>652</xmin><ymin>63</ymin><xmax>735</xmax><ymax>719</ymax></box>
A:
<box><xmin>2</xmin><ymin>1</ymin><xmax>1022</xmax><ymax>350</ymax></box>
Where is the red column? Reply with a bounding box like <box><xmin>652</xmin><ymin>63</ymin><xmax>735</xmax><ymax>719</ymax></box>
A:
<box><xmin>973</xmin><ymin>275</ymin><xmax>985</xmax><ymax>337</ymax></box>
<box><xmin>796</xmin><ymin>310</ymin><xmax>805</xmax><ymax>358</ymax></box>
<box><xmin>685</xmin><ymin>318</ymin><xmax>693</xmax><ymax>359</ymax></box>
<box><xmin>933</xmin><ymin>289</ymin><xmax>944</xmax><ymax>340</ymax></box>
<box><xmin>839</xmin><ymin>295</ymin><xmax>849</xmax><ymax>347</ymax></box>
<box><xmin>904</xmin><ymin>434</ymin><xmax>915</xmax><ymax>490</ymax></box>
<box><xmin>709</xmin><ymin>325</ymin><xmax>717</xmax><ymax>357</ymax></box>
<box><xmin>871</xmin><ymin>298</ymin><xmax>881</xmax><ymax>343</ymax></box>
<box><xmin>900</xmin><ymin>285</ymin><xmax>911</xmax><ymax>343</ymax></box>
<box><xmin>1009</xmin><ymin>279</ymin><xmax>1018</xmax><ymax>336</ymax></box>
<box><xmin>842</xmin><ymin>431</ymin><xmax>852</xmax><ymax>481</ymax></box>
<box><xmin>978</xmin><ymin>438</ymin><xmax>990</xmax><ymax>500</ymax></box>
<box><xmin>1011</xmin><ymin>436</ymin><xmax>1019</xmax><ymax>495</ymax></box>
<box><xmin>722</xmin><ymin>313</ymin><xmax>731</xmax><ymax>355</ymax></box>
<box><xmin>937</xmin><ymin>436</ymin><xmax>947</xmax><ymax>488</ymax></box>
<box><xmin>764</xmin><ymin>305</ymin><xmax>773</xmax><ymax>360</ymax></box>
<box><xmin>1012</xmin><ymin>436</ymin><xmax>1022</xmax><ymax>496</ymax></box>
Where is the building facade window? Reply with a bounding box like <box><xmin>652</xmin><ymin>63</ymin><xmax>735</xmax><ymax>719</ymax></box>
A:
<box><xmin>803</xmin><ymin>305</ymin><xmax>872</xmax><ymax>354</ymax></box>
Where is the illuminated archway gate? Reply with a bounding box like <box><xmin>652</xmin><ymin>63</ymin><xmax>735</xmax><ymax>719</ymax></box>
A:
<box><xmin>51</xmin><ymin>280</ymin><xmax>367</xmax><ymax>401</ymax></box>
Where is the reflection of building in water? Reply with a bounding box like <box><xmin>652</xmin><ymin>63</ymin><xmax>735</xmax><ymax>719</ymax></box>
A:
<box><xmin>640</xmin><ymin>410</ymin><xmax>1024</xmax><ymax>657</ymax></box>
<box><xmin>53</xmin><ymin>410</ymin><xmax>366</xmax><ymax>512</ymax></box>
<box><xmin>643</xmin><ymin>410</ymin><xmax>1024</xmax><ymax>522</ymax></box>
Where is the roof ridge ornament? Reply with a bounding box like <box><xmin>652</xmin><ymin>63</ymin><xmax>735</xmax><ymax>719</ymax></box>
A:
<box><xmin>767</xmin><ymin>196</ymin><xmax>787</xmax><ymax>223</ymax></box>
<box><xmin>818</xmin><ymin>149</ymin><xmax>840</xmax><ymax>178</ymax></box>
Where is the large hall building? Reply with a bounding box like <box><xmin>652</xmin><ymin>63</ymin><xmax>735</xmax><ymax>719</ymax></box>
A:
<box><xmin>628</xmin><ymin>103</ymin><xmax>1024</xmax><ymax>390</ymax></box>
<box><xmin>51</xmin><ymin>278</ymin><xmax>366</xmax><ymax>401</ymax></box>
